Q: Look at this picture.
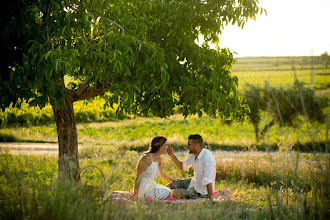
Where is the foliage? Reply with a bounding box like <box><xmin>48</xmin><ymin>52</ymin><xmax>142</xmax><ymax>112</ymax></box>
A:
<box><xmin>0</xmin><ymin>0</ymin><xmax>29</xmax><ymax>110</ymax></box>
<box><xmin>3</xmin><ymin>0</ymin><xmax>266</xmax><ymax>119</ymax></box>
<box><xmin>243</xmin><ymin>82</ymin><xmax>329</xmax><ymax>141</ymax></box>
<box><xmin>0</xmin><ymin>98</ymin><xmax>128</xmax><ymax>127</ymax></box>
<box><xmin>320</xmin><ymin>52</ymin><xmax>329</xmax><ymax>68</ymax></box>
<box><xmin>0</xmin><ymin>131</ymin><xmax>18</xmax><ymax>142</ymax></box>
<box><xmin>0</xmin><ymin>147</ymin><xmax>328</xmax><ymax>219</ymax></box>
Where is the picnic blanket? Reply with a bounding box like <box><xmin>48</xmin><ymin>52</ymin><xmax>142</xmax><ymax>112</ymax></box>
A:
<box><xmin>111</xmin><ymin>189</ymin><xmax>231</xmax><ymax>204</ymax></box>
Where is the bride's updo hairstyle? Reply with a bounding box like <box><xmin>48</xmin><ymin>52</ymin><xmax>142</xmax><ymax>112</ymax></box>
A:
<box><xmin>137</xmin><ymin>136</ymin><xmax>167</xmax><ymax>167</ymax></box>
<box><xmin>147</xmin><ymin>136</ymin><xmax>167</xmax><ymax>153</ymax></box>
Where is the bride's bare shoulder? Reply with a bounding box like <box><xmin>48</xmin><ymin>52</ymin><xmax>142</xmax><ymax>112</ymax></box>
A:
<box><xmin>138</xmin><ymin>153</ymin><xmax>152</xmax><ymax>165</ymax></box>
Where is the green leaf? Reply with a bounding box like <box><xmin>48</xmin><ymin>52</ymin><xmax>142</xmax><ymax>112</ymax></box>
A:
<box><xmin>50</xmin><ymin>0</ymin><xmax>60</xmax><ymax>10</ymax></box>
<box><xmin>45</xmin><ymin>51</ymin><xmax>52</xmax><ymax>60</ymax></box>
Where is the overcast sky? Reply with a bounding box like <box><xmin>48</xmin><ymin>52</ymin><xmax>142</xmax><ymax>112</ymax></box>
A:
<box><xmin>218</xmin><ymin>0</ymin><xmax>330</xmax><ymax>57</ymax></box>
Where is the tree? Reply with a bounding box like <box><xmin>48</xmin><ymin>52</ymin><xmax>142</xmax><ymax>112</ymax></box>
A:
<box><xmin>2</xmin><ymin>0</ymin><xmax>265</xmax><ymax>179</ymax></box>
<box><xmin>242</xmin><ymin>84</ymin><xmax>266</xmax><ymax>141</ymax></box>
<box><xmin>320</xmin><ymin>52</ymin><xmax>329</xmax><ymax>68</ymax></box>
<box><xmin>243</xmin><ymin>82</ymin><xmax>328</xmax><ymax>142</ymax></box>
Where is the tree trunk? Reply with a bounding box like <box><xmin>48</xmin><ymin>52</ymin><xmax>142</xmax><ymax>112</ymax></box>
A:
<box><xmin>259</xmin><ymin>120</ymin><xmax>275</xmax><ymax>140</ymax></box>
<box><xmin>52</xmin><ymin>95</ymin><xmax>79</xmax><ymax>180</ymax></box>
<box><xmin>252</xmin><ymin>122</ymin><xmax>260</xmax><ymax>142</ymax></box>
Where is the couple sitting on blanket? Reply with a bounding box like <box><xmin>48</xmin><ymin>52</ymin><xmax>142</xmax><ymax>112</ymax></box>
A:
<box><xmin>132</xmin><ymin>134</ymin><xmax>216</xmax><ymax>202</ymax></box>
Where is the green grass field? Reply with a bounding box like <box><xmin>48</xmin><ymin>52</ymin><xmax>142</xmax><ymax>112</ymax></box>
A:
<box><xmin>0</xmin><ymin>113</ymin><xmax>328</xmax><ymax>153</ymax></box>
<box><xmin>0</xmin><ymin>147</ymin><xmax>328</xmax><ymax>219</ymax></box>
<box><xmin>233</xmin><ymin>56</ymin><xmax>330</xmax><ymax>91</ymax></box>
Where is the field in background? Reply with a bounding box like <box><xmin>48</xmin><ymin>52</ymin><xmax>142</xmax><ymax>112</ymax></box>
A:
<box><xmin>233</xmin><ymin>56</ymin><xmax>330</xmax><ymax>92</ymax></box>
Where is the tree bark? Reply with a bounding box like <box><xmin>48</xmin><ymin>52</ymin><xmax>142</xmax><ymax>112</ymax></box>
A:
<box><xmin>52</xmin><ymin>95</ymin><xmax>79</xmax><ymax>180</ymax></box>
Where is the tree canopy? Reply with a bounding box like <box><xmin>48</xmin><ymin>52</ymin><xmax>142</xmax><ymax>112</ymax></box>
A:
<box><xmin>3</xmin><ymin>0</ymin><xmax>266</xmax><ymax>119</ymax></box>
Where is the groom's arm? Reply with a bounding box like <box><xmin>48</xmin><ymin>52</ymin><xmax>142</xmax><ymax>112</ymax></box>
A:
<box><xmin>206</xmin><ymin>183</ymin><xmax>213</xmax><ymax>201</ymax></box>
<box><xmin>167</xmin><ymin>145</ymin><xmax>183</xmax><ymax>170</ymax></box>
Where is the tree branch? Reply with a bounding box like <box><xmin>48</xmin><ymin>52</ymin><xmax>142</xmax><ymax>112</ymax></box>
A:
<box><xmin>71</xmin><ymin>86</ymin><xmax>105</xmax><ymax>102</ymax></box>
<box><xmin>106</xmin><ymin>18</ymin><xmax>125</xmax><ymax>36</ymax></box>
<box><xmin>75</xmin><ymin>79</ymin><xmax>90</xmax><ymax>97</ymax></box>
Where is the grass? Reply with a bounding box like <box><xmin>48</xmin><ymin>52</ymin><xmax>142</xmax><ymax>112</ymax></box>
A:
<box><xmin>233</xmin><ymin>56</ymin><xmax>330</xmax><ymax>94</ymax></box>
<box><xmin>0</xmin><ymin>145</ymin><xmax>328</xmax><ymax>219</ymax></box>
<box><xmin>1</xmin><ymin>113</ymin><xmax>328</xmax><ymax>153</ymax></box>
<box><xmin>234</xmin><ymin>69</ymin><xmax>330</xmax><ymax>91</ymax></box>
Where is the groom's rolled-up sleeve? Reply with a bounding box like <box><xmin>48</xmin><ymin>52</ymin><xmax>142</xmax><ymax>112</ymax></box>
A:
<box><xmin>201</xmin><ymin>160</ymin><xmax>216</xmax><ymax>186</ymax></box>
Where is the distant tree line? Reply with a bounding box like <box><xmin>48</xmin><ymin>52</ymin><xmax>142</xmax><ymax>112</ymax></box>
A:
<box><xmin>320</xmin><ymin>52</ymin><xmax>329</xmax><ymax>68</ymax></box>
<box><xmin>299</xmin><ymin>52</ymin><xmax>330</xmax><ymax>69</ymax></box>
<box><xmin>271</xmin><ymin>52</ymin><xmax>330</xmax><ymax>70</ymax></box>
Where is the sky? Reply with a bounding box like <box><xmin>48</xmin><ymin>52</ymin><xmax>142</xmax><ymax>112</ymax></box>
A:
<box><xmin>218</xmin><ymin>0</ymin><xmax>330</xmax><ymax>57</ymax></box>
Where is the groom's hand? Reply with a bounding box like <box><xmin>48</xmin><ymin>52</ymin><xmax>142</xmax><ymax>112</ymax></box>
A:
<box><xmin>167</xmin><ymin>145</ymin><xmax>183</xmax><ymax>170</ymax></box>
<box><xmin>167</xmin><ymin>145</ymin><xmax>173</xmax><ymax>155</ymax></box>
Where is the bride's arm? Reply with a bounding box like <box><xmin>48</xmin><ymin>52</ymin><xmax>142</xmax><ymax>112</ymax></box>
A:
<box><xmin>132</xmin><ymin>156</ymin><xmax>150</xmax><ymax>199</ymax></box>
<box><xmin>158</xmin><ymin>159</ymin><xmax>173</xmax><ymax>182</ymax></box>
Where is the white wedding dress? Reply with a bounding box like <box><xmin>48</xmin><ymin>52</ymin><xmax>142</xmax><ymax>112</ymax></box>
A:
<box><xmin>137</xmin><ymin>154</ymin><xmax>171</xmax><ymax>200</ymax></box>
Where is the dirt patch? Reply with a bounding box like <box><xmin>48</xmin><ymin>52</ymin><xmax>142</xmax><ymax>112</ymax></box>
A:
<box><xmin>0</xmin><ymin>143</ymin><xmax>84</xmax><ymax>156</ymax></box>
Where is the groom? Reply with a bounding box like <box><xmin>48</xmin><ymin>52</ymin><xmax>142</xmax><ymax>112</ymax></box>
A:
<box><xmin>167</xmin><ymin>134</ymin><xmax>216</xmax><ymax>201</ymax></box>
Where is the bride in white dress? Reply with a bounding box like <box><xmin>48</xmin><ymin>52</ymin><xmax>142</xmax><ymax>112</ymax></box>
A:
<box><xmin>132</xmin><ymin>136</ymin><xmax>173</xmax><ymax>200</ymax></box>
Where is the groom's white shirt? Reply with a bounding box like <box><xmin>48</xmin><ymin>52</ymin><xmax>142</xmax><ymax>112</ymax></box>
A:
<box><xmin>182</xmin><ymin>148</ymin><xmax>216</xmax><ymax>195</ymax></box>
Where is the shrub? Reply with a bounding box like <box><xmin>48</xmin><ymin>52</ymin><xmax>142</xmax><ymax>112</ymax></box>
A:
<box><xmin>0</xmin><ymin>98</ymin><xmax>128</xmax><ymax>127</ymax></box>
<box><xmin>0</xmin><ymin>131</ymin><xmax>18</xmax><ymax>142</ymax></box>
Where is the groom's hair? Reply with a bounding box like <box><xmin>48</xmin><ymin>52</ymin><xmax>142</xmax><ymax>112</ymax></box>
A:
<box><xmin>188</xmin><ymin>134</ymin><xmax>203</xmax><ymax>147</ymax></box>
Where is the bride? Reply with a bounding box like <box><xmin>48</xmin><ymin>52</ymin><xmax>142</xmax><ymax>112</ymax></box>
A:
<box><xmin>132</xmin><ymin>136</ymin><xmax>174</xmax><ymax>200</ymax></box>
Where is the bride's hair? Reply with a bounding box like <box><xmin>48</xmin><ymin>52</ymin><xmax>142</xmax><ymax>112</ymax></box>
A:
<box><xmin>147</xmin><ymin>136</ymin><xmax>167</xmax><ymax>153</ymax></box>
<box><xmin>137</xmin><ymin>136</ymin><xmax>167</xmax><ymax>168</ymax></box>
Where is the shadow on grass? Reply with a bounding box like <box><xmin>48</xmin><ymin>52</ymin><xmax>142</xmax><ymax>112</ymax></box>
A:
<box><xmin>0</xmin><ymin>131</ymin><xmax>18</xmax><ymax>142</ymax></box>
<box><xmin>0</xmin><ymin>131</ymin><xmax>57</xmax><ymax>144</ymax></box>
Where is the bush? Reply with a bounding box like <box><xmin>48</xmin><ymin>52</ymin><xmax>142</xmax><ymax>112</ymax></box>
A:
<box><xmin>0</xmin><ymin>131</ymin><xmax>18</xmax><ymax>142</ymax></box>
<box><xmin>0</xmin><ymin>98</ymin><xmax>129</xmax><ymax>127</ymax></box>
